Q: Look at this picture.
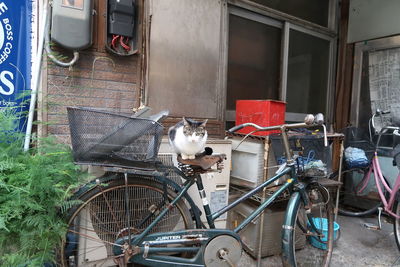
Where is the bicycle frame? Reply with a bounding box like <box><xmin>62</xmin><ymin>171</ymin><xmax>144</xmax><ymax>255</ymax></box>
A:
<box><xmin>112</xmin><ymin>121</ymin><xmax>325</xmax><ymax>266</ymax></box>
<box><xmin>112</xmin><ymin>163</ymin><xmax>319</xmax><ymax>266</ymax></box>
<box><xmin>356</xmin><ymin>153</ymin><xmax>400</xmax><ymax>219</ymax></box>
<box><xmin>354</xmin><ymin>123</ymin><xmax>400</xmax><ymax>219</ymax></box>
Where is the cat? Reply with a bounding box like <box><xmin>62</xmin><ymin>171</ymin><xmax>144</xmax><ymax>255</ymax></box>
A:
<box><xmin>168</xmin><ymin>117</ymin><xmax>208</xmax><ymax>160</ymax></box>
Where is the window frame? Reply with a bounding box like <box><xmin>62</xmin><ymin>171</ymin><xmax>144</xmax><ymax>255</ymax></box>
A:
<box><xmin>222</xmin><ymin>0</ymin><xmax>338</xmax><ymax>124</ymax></box>
<box><xmin>351</xmin><ymin>35</ymin><xmax>400</xmax><ymax>126</ymax></box>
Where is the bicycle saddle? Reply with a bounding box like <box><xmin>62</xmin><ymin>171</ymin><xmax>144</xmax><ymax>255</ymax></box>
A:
<box><xmin>177</xmin><ymin>147</ymin><xmax>226</xmax><ymax>171</ymax></box>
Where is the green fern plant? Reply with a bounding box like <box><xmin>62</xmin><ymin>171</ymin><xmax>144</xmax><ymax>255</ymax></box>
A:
<box><xmin>0</xmin><ymin>108</ymin><xmax>86</xmax><ymax>266</ymax></box>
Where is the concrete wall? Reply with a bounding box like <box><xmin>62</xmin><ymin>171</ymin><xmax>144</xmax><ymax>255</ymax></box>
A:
<box><xmin>38</xmin><ymin>0</ymin><xmax>143</xmax><ymax>144</ymax></box>
<box><xmin>348</xmin><ymin>0</ymin><xmax>400</xmax><ymax>43</ymax></box>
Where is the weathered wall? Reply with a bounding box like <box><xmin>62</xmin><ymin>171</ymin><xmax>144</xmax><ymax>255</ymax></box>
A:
<box><xmin>38</xmin><ymin>0</ymin><xmax>143</xmax><ymax>144</ymax></box>
<box><xmin>40</xmin><ymin>52</ymin><xmax>140</xmax><ymax>144</ymax></box>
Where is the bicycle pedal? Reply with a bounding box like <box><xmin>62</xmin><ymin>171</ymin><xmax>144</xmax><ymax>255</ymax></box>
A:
<box><xmin>363</xmin><ymin>223</ymin><xmax>380</xmax><ymax>230</ymax></box>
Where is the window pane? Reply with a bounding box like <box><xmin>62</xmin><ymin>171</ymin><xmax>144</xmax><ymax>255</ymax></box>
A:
<box><xmin>252</xmin><ymin>0</ymin><xmax>330</xmax><ymax>27</ymax></box>
<box><xmin>357</xmin><ymin>48</ymin><xmax>400</xmax><ymax>147</ymax></box>
<box><xmin>286</xmin><ymin>29</ymin><xmax>330</xmax><ymax>114</ymax></box>
<box><xmin>227</xmin><ymin>14</ymin><xmax>281</xmax><ymax>113</ymax></box>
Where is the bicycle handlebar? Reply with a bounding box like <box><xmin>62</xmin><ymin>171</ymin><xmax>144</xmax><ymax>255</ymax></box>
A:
<box><xmin>228</xmin><ymin>113</ymin><xmax>328</xmax><ymax>164</ymax></box>
<box><xmin>227</xmin><ymin>113</ymin><xmax>324</xmax><ymax>134</ymax></box>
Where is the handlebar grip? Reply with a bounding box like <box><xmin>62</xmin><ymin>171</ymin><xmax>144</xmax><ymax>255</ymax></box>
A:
<box><xmin>304</xmin><ymin>113</ymin><xmax>324</xmax><ymax>125</ymax></box>
<box><xmin>376</xmin><ymin>109</ymin><xmax>391</xmax><ymax>115</ymax></box>
<box><xmin>315</xmin><ymin>113</ymin><xmax>324</xmax><ymax>125</ymax></box>
<box><xmin>228</xmin><ymin>124</ymin><xmax>246</xmax><ymax>133</ymax></box>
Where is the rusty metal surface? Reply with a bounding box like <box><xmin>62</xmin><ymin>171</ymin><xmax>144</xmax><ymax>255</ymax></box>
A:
<box><xmin>177</xmin><ymin>154</ymin><xmax>226</xmax><ymax>171</ymax></box>
<box><xmin>147</xmin><ymin>0</ymin><xmax>223</xmax><ymax>119</ymax></box>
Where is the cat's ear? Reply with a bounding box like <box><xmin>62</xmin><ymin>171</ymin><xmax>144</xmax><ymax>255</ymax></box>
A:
<box><xmin>183</xmin><ymin>117</ymin><xmax>189</xmax><ymax>126</ymax></box>
<box><xmin>200</xmin><ymin>119</ymin><xmax>208</xmax><ymax>127</ymax></box>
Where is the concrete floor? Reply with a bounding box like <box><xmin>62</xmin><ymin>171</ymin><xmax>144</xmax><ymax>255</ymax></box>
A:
<box><xmin>238</xmin><ymin>215</ymin><xmax>400</xmax><ymax>267</ymax></box>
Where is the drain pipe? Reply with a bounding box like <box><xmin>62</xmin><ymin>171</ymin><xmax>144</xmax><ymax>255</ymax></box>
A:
<box><xmin>24</xmin><ymin>1</ymin><xmax>48</xmax><ymax>152</ymax></box>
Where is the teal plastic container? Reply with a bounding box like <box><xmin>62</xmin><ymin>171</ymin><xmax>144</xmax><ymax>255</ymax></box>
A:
<box><xmin>308</xmin><ymin>218</ymin><xmax>340</xmax><ymax>250</ymax></box>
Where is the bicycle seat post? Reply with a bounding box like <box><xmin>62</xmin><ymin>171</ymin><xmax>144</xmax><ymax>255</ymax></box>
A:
<box><xmin>280</xmin><ymin>125</ymin><xmax>295</xmax><ymax>165</ymax></box>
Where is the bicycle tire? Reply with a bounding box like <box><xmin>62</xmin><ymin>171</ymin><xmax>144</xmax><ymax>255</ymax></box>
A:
<box><xmin>282</xmin><ymin>183</ymin><xmax>334</xmax><ymax>267</ymax></box>
<box><xmin>338</xmin><ymin>168</ymin><xmax>383</xmax><ymax>217</ymax></box>
<box><xmin>61</xmin><ymin>174</ymin><xmax>194</xmax><ymax>267</ymax></box>
<box><xmin>393</xmin><ymin>200</ymin><xmax>400</xmax><ymax>251</ymax></box>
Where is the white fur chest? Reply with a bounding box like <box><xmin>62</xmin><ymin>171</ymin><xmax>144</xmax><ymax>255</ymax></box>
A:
<box><xmin>169</xmin><ymin>127</ymin><xmax>207</xmax><ymax>158</ymax></box>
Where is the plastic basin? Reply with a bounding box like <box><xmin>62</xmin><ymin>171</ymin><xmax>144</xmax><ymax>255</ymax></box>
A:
<box><xmin>308</xmin><ymin>217</ymin><xmax>340</xmax><ymax>250</ymax></box>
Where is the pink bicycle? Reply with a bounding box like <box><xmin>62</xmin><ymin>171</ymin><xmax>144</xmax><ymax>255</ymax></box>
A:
<box><xmin>338</xmin><ymin>110</ymin><xmax>400</xmax><ymax>250</ymax></box>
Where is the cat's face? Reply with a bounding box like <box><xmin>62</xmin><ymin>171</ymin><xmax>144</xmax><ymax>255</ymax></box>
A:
<box><xmin>183</xmin><ymin>118</ymin><xmax>207</xmax><ymax>143</ymax></box>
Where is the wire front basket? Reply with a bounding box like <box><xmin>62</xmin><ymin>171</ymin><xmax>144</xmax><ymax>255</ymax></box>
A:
<box><xmin>270</xmin><ymin>133</ymin><xmax>332</xmax><ymax>178</ymax></box>
<box><xmin>67</xmin><ymin>107</ymin><xmax>164</xmax><ymax>167</ymax></box>
<box><xmin>341</xmin><ymin>127</ymin><xmax>375</xmax><ymax>162</ymax></box>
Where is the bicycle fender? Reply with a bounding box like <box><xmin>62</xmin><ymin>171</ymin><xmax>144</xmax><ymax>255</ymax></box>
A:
<box><xmin>281</xmin><ymin>191</ymin><xmax>301</xmax><ymax>266</ymax></box>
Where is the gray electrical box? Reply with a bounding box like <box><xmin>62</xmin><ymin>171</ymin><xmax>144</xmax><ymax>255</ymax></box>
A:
<box><xmin>51</xmin><ymin>0</ymin><xmax>94</xmax><ymax>50</ymax></box>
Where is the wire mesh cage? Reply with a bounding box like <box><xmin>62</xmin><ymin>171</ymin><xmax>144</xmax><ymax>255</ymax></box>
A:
<box><xmin>67</xmin><ymin>107</ymin><xmax>164</xmax><ymax>166</ymax></box>
<box><xmin>341</xmin><ymin>126</ymin><xmax>375</xmax><ymax>162</ymax></box>
<box><xmin>270</xmin><ymin>133</ymin><xmax>332</xmax><ymax>178</ymax></box>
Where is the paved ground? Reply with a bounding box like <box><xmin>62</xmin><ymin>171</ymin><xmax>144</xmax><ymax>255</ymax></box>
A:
<box><xmin>238</xmin><ymin>215</ymin><xmax>400</xmax><ymax>266</ymax></box>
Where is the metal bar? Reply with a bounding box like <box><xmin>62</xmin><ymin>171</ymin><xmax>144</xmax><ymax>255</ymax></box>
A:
<box><xmin>195</xmin><ymin>175</ymin><xmax>215</xmax><ymax>228</ymax></box>
<box><xmin>289</xmin><ymin>23</ymin><xmax>335</xmax><ymax>41</ymax></box>
<box><xmin>211</xmin><ymin>167</ymin><xmax>291</xmax><ymax>221</ymax></box>
<box><xmin>24</xmin><ymin>0</ymin><xmax>48</xmax><ymax>151</ymax></box>
<box><xmin>124</xmin><ymin>173</ymin><xmax>132</xmax><ymax>248</ymax></box>
<box><xmin>219</xmin><ymin>0</ymin><xmax>229</xmax><ymax>122</ymax></box>
<box><xmin>103</xmin><ymin>167</ymin><xmax>167</xmax><ymax>177</ymax></box>
<box><xmin>281</xmin><ymin>21</ymin><xmax>290</xmax><ymax>101</ymax></box>
<box><xmin>256</xmin><ymin>140</ymin><xmax>271</xmax><ymax>267</ymax></box>
<box><xmin>141</xmin><ymin>247</ymin><xmax>199</xmax><ymax>253</ymax></box>
<box><xmin>228</xmin><ymin>0</ymin><xmax>336</xmax><ymax>37</ymax></box>
<box><xmin>234</xmin><ymin>179</ymin><xmax>294</xmax><ymax>233</ymax></box>
<box><xmin>327</xmin><ymin>34</ymin><xmax>338</xmax><ymax>126</ymax></box>
<box><xmin>334</xmin><ymin>141</ymin><xmax>344</xmax><ymax>221</ymax></box>
<box><xmin>280</xmin><ymin>126</ymin><xmax>294</xmax><ymax>164</ymax></box>
<box><xmin>230</xmin><ymin>6</ymin><xmax>283</xmax><ymax>28</ymax></box>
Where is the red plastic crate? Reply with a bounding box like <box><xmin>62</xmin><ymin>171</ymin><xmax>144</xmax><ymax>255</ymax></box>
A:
<box><xmin>236</xmin><ymin>100</ymin><xmax>286</xmax><ymax>136</ymax></box>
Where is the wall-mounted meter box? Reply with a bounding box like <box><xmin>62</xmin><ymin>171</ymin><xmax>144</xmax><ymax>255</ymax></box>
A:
<box><xmin>51</xmin><ymin>0</ymin><xmax>94</xmax><ymax>50</ymax></box>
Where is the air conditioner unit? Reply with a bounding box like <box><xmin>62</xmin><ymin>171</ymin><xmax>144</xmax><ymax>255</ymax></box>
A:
<box><xmin>230</xmin><ymin>135</ymin><xmax>281</xmax><ymax>189</ymax></box>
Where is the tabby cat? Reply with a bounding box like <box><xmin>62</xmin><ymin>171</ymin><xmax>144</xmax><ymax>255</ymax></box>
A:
<box><xmin>168</xmin><ymin>118</ymin><xmax>208</xmax><ymax>159</ymax></box>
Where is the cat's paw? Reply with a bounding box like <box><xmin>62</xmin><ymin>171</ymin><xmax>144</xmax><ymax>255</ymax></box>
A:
<box><xmin>188</xmin><ymin>155</ymin><xmax>196</xmax><ymax>160</ymax></box>
<box><xmin>181</xmin><ymin>154</ymin><xmax>189</xmax><ymax>160</ymax></box>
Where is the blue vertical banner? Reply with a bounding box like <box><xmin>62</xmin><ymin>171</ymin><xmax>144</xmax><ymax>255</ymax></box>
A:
<box><xmin>0</xmin><ymin>0</ymin><xmax>32</xmax><ymax>131</ymax></box>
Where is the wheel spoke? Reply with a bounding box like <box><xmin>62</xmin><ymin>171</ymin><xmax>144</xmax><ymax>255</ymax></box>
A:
<box><xmin>61</xmin><ymin>177</ymin><xmax>194</xmax><ymax>266</ymax></box>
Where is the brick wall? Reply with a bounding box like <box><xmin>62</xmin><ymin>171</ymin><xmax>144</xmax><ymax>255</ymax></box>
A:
<box><xmin>39</xmin><ymin>50</ymin><xmax>141</xmax><ymax>144</ymax></box>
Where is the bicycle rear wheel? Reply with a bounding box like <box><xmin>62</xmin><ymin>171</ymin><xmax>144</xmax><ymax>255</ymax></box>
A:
<box><xmin>282</xmin><ymin>183</ymin><xmax>334</xmax><ymax>267</ymax></box>
<box><xmin>61</xmin><ymin>174</ymin><xmax>194</xmax><ymax>267</ymax></box>
<box><xmin>338</xmin><ymin>168</ymin><xmax>382</xmax><ymax>217</ymax></box>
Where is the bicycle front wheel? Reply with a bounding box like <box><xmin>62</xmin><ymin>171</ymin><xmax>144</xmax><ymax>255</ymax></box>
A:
<box><xmin>61</xmin><ymin>174</ymin><xmax>194</xmax><ymax>267</ymax></box>
<box><xmin>282</xmin><ymin>183</ymin><xmax>334</xmax><ymax>267</ymax></box>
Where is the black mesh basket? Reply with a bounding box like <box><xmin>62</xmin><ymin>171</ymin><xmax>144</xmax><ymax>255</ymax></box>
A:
<box><xmin>67</xmin><ymin>107</ymin><xmax>164</xmax><ymax>166</ymax></box>
<box><xmin>341</xmin><ymin>127</ymin><xmax>375</xmax><ymax>161</ymax></box>
<box><xmin>270</xmin><ymin>133</ymin><xmax>332</xmax><ymax>178</ymax></box>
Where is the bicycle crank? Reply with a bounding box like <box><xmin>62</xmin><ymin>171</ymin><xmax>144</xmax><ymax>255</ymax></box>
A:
<box><xmin>203</xmin><ymin>235</ymin><xmax>242</xmax><ymax>267</ymax></box>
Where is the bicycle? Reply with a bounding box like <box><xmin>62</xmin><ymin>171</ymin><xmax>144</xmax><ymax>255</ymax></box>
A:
<box><xmin>337</xmin><ymin>110</ymin><xmax>400</xmax><ymax>250</ymax></box>
<box><xmin>62</xmin><ymin>107</ymin><xmax>334</xmax><ymax>267</ymax></box>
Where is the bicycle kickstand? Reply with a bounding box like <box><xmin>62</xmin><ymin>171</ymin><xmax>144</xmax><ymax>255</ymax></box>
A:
<box><xmin>363</xmin><ymin>207</ymin><xmax>383</xmax><ymax>230</ymax></box>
